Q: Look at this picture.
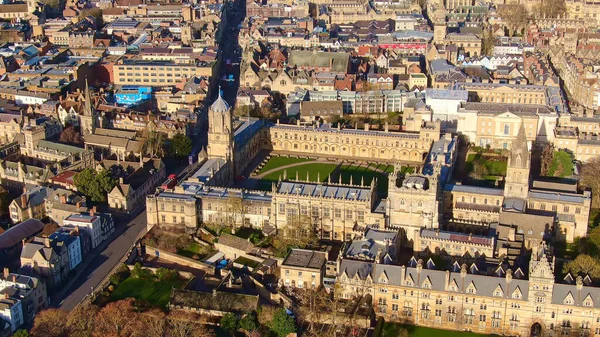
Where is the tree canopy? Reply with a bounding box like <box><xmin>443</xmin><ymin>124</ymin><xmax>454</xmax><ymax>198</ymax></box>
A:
<box><xmin>169</xmin><ymin>134</ymin><xmax>193</xmax><ymax>158</ymax></box>
<box><xmin>73</xmin><ymin>168</ymin><xmax>117</xmax><ymax>202</ymax></box>
<box><xmin>59</xmin><ymin>126</ymin><xmax>83</xmax><ymax>145</ymax></box>
<box><xmin>268</xmin><ymin>308</ymin><xmax>296</xmax><ymax>337</ymax></box>
<box><xmin>220</xmin><ymin>313</ymin><xmax>239</xmax><ymax>335</ymax></box>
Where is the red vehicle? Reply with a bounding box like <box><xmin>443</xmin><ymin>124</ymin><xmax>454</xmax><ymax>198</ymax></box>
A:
<box><xmin>161</xmin><ymin>174</ymin><xmax>177</xmax><ymax>189</ymax></box>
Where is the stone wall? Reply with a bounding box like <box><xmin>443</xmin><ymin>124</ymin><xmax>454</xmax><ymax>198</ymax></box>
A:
<box><xmin>146</xmin><ymin>245</ymin><xmax>215</xmax><ymax>274</ymax></box>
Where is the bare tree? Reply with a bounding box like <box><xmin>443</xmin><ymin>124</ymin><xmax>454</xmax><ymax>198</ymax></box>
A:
<box><xmin>581</xmin><ymin>157</ymin><xmax>600</xmax><ymax>208</ymax></box>
<box><xmin>535</xmin><ymin>0</ymin><xmax>567</xmax><ymax>18</ymax></box>
<box><xmin>167</xmin><ymin>311</ymin><xmax>215</xmax><ymax>337</ymax></box>
<box><xmin>142</xmin><ymin>130</ymin><xmax>165</xmax><ymax>158</ymax></box>
<box><xmin>31</xmin><ymin>309</ymin><xmax>69</xmax><ymax>337</ymax></box>
<box><xmin>498</xmin><ymin>4</ymin><xmax>529</xmax><ymax>36</ymax></box>
<box><xmin>140</xmin><ymin>309</ymin><xmax>167</xmax><ymax>337</ymax></box>
<box><xmin>93</xmin><ymin>298</ymin><xmax>140</xmax><ymax>337</ymax></box>
<box><xmin>226</xmin><ymin>195</ymin><xmax>247</xmax><ymax>234</ymax></box>
<box><xmin>67</xmin><ymin>304</ymin><xmax>100</xmax><ymax>337</ymax></box>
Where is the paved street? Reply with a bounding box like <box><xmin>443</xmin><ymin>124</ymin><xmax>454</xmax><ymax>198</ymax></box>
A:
<box><xmin>56</xmin><ymin>210</ymin><xmax>148</xmax><ymax>312</ymax></box>
<box><xmin>53</xmin><ymin>0</ymin><xmax>246</xmax><ymax>313</ymax></box>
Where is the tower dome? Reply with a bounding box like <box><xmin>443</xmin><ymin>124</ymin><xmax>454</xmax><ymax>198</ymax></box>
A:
<box><xmin>210</xmin><ymin>90</ymin><xmax>230</xmax><ymax>113</ymax></box>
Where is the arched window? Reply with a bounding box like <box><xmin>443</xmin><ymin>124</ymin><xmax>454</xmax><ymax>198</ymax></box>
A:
<box><xmin>400</xmin><ymin>199</ymin><xmax>405</xmax><ymax>206</ymax></box>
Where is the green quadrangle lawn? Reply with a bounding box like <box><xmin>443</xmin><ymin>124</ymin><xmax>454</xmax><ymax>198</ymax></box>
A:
<box><xmin>381</xmin><ymin>323</ymin><xmax>490</xmax><ymax>337</ymax></box>
<box><xmin>109</xmin><ymin>277</ymin><xmax>185</xmax><ymax>308</ymax></box>
<box><xmin>262</xmin><ymin>163</ymin><xmax>338</xmax><ymax>182</ymax></box>
<box><xmin>258</xmin><ymin>156</ymin><xmax>314</xmax><ymax>174</ymax></box>
<box><xmin>338</xmin><ymin>164</ymin><xmax>389</xmax><ymax>197</ymax></box>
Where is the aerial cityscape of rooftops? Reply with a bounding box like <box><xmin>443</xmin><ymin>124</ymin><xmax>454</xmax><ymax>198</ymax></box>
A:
<box><xmin>2</xmin><ymin>0</ymin><xmax>600</xmax><ymax>336</ymax></box>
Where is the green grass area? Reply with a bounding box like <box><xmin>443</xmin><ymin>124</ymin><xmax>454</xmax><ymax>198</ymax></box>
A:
<box><xmin>258</xmin><ymin>156</ymin><xmax>313</xmax><ymax>174</ymax></box>
<box><xmin>177</xmin><ymin>242</ymin><xmax>213</xmax><ymax>260</ymax></box>
<box><xmin>339</xmin><ymin>164</ymin><xmax>388</xmax><ymax>196</ymax></box>
<box><xmin>379</xmin><ymin>322</ymin><xmax>490</xmax><ymax>337</ymax></box>
<box><xmin>109</xmin><ymin>277</ymin><xmax>185</xmax><ymax>308</ymax></box>
<box><xmin>262</xmin><ymin>163</ymin><xmax>338</xmax><ymax>182</ymax></box>
<box><xmin>234</xmin><ymin>256</ymin><xmax>260</xmax><ymax>268</ymax></box>
<box><xmin>466</xmin><ymin>153</ymin><xmax>507</xmax><ymax>180</ymax></box>
<box><xmin>548</xmin><ymin>150</ymin><xmax>574</xmax><ymax>178</ymax></box>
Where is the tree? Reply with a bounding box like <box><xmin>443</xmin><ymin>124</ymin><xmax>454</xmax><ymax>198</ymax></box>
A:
<box><xmin>93</xmin><ymin>298</ymin><xmax>139</xmax><ymax>337</ymax></box>
<box><xmin>170</xmin><ymin>133</ymin><xmax>193</xmax><ymax>158</ymax></box>
<box><xmin>498</xmin><ymin>4</ymin><xmax>529</xmax><ymax>36</ymax></box>
<box><xmin>581</xmin><ymin>157</ymin><xmax>600</xmax><ymax>208</ymax></box>
<box><xmin>31</xmin><ymin>309</ymin><xmax>69</xmax><ymax>337</ymax></box>
<box><xmin>268</xmin><ymin>309</ymin><xmax>296</xmax><ymax>337</ymax></box>
<box><xmin>67</xmin><ymin>303</ymin><xmax>99</xmax><ymax>337</ymax></box>
<box><xmin>0</xmin><ymin>186</ymin><xmax>10</xmax><ymax>218</ymax></box>
<box><xmin>239</xmin><ymin>313</ymin><xmax>257</xmax><ymax>333</ymax></box>
<box><xmin>13</xmin><ymin>330</ymin><xmax>32</xmax><ymax>337</ymax></box>
<box><xmin>221</xmin><ymin>313</ymin><xmax>239</xmax><ymax>335</ymax></box>
<box><xmin>140</xmin><ymin>309</ymin><xmax>167</xmax><ymax>337</ymax></box>
<box><xmin>59</xmin><ymin>126</ymin><xmax>83</xmax><ymax>145</ymax></box>
<box><xmin>39</xmin><ymin>0</ymin><xmax>60</xmax><ymax>9</ymax></box>
<box><xmin>226</xmin><ymin>195</ymin><xmax>247</xmax><ymax>234</ymax></box>
<box><xmin>481</xmin><ymin>29</ymin><xmax>496</xmax><ymax>55</ymax></box>
<box><xmin>79</xmin><ymin>8</ymin><xmax>104</xmax><ymax>27</ymax></box>
<box><xmin>272</xmin><ymin>214</ymin><xmax>319</xmax><ymax>258</ymax></box>
<box><xmin>562</xmin><ymin>254</ymin><xmax>600</xmax><ymax>280</ymax></box>
<box><xmin>73</xmin><ymin>168</ymin><xmax>117</xmax><ymax>202</ymax></box>
<box><xmin>540</xmin><ymin>144</ymin><xmax>555</xmax><ymax>176</ymax></box>
<box><xmin>168</xmin><ymin>311</ymin><xmax>215</xmax><ymax>337</ymax></box>
<box><xmin>257</xmin><ymin>305</ymin><xmax>277</xmax><ymax>327</ymax></box>
<box><xmin>297</xmin><ymin>287</ymin><xmax>329</xmax><ymax>332</ymax></box>
<box><xmin>142</xmin><ymin>130</ymin><xmax>165</xmax><ymax>158</ymax></box>
<box><xmin>536</xmin><ymin>0</ymin><xmax>567</xmax><ymax>18</ymax></box>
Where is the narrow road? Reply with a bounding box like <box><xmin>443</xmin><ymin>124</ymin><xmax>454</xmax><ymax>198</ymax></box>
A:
<box><xmin>56</xmin><ymin>210</ymin><xmax>148</xmax><ymax>311</ymax></box>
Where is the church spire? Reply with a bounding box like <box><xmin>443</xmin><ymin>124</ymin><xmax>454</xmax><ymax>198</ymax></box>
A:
<box><xmin>509</xmin><ymin>122</ymin><xmax>529</xmax><ymax>170</ymax></box>
<box><xmin>84</xmin><ymin>78</ymin><xmax>92</xmax><ymax>117</ymax></box>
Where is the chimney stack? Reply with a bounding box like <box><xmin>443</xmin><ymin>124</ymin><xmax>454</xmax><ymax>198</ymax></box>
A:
<box><xmin>44</xmin><ymin>237</ymin><xmax>51</xmax><ymax>248</ymax></box>
<box><xmin>60</xmin><ymin>194</ymin><xmax>67</xmax><ymax>204</ymax></box>
<box><xmin>20</xmin><ymin>193</ymin><xmax>27</xmax><ymax>207</ymax></box>
<box><xmin>90</xmin><ymin>206</ymin><xmax>96</xmax><ymax>217</ymax></box>
<box><xmin>2</xmin><ymin>268</ymin><xmax>8</xmax><ymax>279</ymax></box>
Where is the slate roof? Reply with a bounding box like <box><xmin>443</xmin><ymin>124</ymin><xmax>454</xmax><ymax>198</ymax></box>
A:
<box><xmin>283</xmin><ymin>249</ymin><xmax>327</xmax><ymax>269</ymax></box>
<box><xmin>339</xmin><ymin>259</ymin><xmax>531</xmax><ymax>301</ymax></box>
<box><xmin>0</xmin><ymin>219</ymin><xmax>44</xmax><ymax>249</ymax></box>
<box><xmin>170</xmin><ymin>289</ymin><xmax>259</xmax><ymax>313</ymax></box>
<box><xmin>277</xmin><ymin>181</ymin><xmax>372</xmax><ymax>201</ymax></box>
<box><xmin>15</xmin><ymin>186</ymin><xmax>51</xmax><ymax>209</ymax></box>
<box><xmin>217</xmin><ymin>233</ymin><xmax>255</xmax><ymax>253</ymax></box>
